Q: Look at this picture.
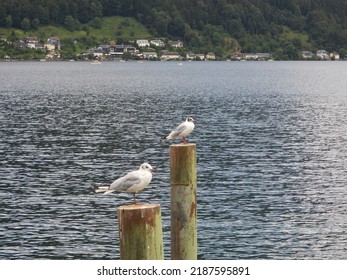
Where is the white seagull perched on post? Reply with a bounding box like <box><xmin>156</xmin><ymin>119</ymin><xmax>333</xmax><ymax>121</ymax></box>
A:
<box><xmin>94</xmin><ymin>163</ymin><xmax>157</xmax><ymax>204</ymax></box>
<box><xmin>162</xmin><ymin>116</ymin><xmax>195</xmax><ymax>144</ymax></box>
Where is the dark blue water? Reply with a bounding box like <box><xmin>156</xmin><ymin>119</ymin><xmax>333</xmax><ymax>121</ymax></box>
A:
<box><xmin>0</xmin><ymin>61</ymin><xmax>346</xmax><ymax>259</ymax></box>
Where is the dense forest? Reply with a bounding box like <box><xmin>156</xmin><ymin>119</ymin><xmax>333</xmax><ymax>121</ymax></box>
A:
<box><xmin>1</xmin><ymin>0</ymin><xmax>347</xmax><ymax>59</ymax></box>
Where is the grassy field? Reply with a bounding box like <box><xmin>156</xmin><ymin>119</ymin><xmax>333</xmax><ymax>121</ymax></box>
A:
<box><xmin>0</xmin><ymin>16</ymin><xmax>153</xmax><ymax>43</ymax></box>
<box><xmin>280</xmin><ymin>26</ymin><xmax>312</xmax><ymax>50</ymax></box>
<box><xmin>89</xmin><ymin>17</ymin><xmax>152</xmax><ymax>40</ymax></box>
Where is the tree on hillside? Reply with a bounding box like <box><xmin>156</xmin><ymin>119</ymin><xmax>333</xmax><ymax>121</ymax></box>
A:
<box><xmin>5</xmin><ymin>15</ymin><xmax>13</xmax><ymax>28</ymax></box>
<box><xmin>64</xmin><ymin>15</ymin><xmax>76</xmax><ymax>31</ymax></box>
<box><xmin>1</xmin><ymin>0</ymin><xmax>347</xmax><ymax>58</ymax></box>
<box><xmin>21</xmin><ymin>17</ymin><xmax>31</xmax><ymax>31</ymax></box>
<box><xmin>32</xmin><ymin>18</ymin><xmax>40</xmax><ymax>30</ymax></box>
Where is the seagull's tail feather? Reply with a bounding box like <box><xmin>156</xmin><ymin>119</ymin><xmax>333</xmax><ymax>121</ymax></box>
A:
<box><xmin>94</xmin><ymin>185</ymin><xmax>110</xmax><ymax>193</ymax></box>
<box><xmin>104</xmin><ymin>190</ymin><xmax>116</xmax><ymax>195</ymax></box>
<box><xmin>162</xmin><ymin>131</ymin><xmax>177</xmax><ymax>141</ymax></box>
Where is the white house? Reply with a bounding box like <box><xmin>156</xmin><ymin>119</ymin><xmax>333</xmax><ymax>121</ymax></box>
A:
<box><xmin>27</xmin><ymin>42</ymin><xmax>43</xmax><ymax>49</ymax></box>
<box><xmin>24</xmin><ymin>36</ymin><xmax>40</xmax><ymax>49</ymax></box>
<box><xmin>195</xmin><ymin>54</ymin><xmax>205</xmax><ymax>60</ymax></box>
<box><xmin>302</xmin><ymin>51</ymin><xmax>314</xmax><ymax>59</ymax></box>
<box><xmin>316</xmin><ymin>50</ymin><xmax>330</xmax><ymax>60</ymax></box>
<box><xmin>244</xmin><ymin>53</ymin><xmax>258</xmax><ymax>60</ymax></box>
<box><xmin>89</xmin><ymin>47</ymin><xmax>104</xmax><ymax>58</ymax></box>
<box><xmin>231</xmin><ymin>53</ymin><xmax>242</xmax><ymax>60</ymax></box>
<box><xmin>136</xmin><ymin>39</ymin><xmax>150</xmax><ymax>48</ymax></box>
<box><xmin>160</xmin><ymin>51</ymin><xmax>181</xmax><ymax>60</ymax></box>
<box><xmin>186</xmin><ymin>52</ymin><xmax>195</xmax><ymax>60</ymax></box>
<box><xmin>44</xmin><ymin>43</ymin><xmax>56</xmax><ymax>51</ymax></box>
<box><xmin>330</xmin><ymin>51</ymin><xmax>340</xmax><ymax>60</ymax></box>
<box><xmin>150</xmin><ymin>39</ymin><xmax>165</xmax><ymax>47</ymax></box>
<box><xmin>143</xmin><ymin>51</ymin><xmax>157</xmax><ymax>59</ymax></box>
<box><xmin>205</xmin><ymin>52</ymin><xmax>216</xmax><ymax>60</ymax></box>
<box><xmin>169</xmin><ymin>40</ymin><xmax>184</xmax><ymax>48</ymax></box>
<box><xmin>25</xmin><ymin>36</ymin><xmax>38</xmax><ymax>44</ymax></box>
<box><xmin>256</xmin><ymin>53</ymin><xmax>271</xmax><ymax>60</ymax></box>
<box><xmin>186</xmin><ymin>52</ymin><xmax>205</xmax><ymax>60</ymax></box>
<box><xmin>44</xmin><ymin>37</ymin><xmax>61</xmax><ymax>51</ymax></box>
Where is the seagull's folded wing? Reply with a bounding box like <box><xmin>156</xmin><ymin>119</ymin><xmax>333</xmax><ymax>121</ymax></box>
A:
<box><xmin>110</xmin><ymin>172</ymin><xmax>142</xmax><ymax>192</ymax></box>
<box><xmin>175</xmin><ymin>122</ymin><xmax>187</xmax><ymax>134</ymax></box>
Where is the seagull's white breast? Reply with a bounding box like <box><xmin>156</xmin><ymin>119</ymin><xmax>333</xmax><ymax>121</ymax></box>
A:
<box><xmin>180</xmin><ymin>121</ymin><xmax>195</xmax><ymax>137</ymax></box>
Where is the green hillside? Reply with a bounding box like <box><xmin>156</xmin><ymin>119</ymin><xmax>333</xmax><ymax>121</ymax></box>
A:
<box><xmin>0</xmin><ymin>16</ymin><xmax>152</xmax><ymax>59</ymax></box>
<box><xmin>0</xmin><ymin>16</ymin><xmax>151</xmax><ymax>41</ymax></box>
<box><xmin>1</xmin><ymin>0</ymin><xmax>347</xmax><ymax>59</ymax></box>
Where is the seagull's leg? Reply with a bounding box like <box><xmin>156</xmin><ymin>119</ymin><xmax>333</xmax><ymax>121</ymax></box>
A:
<box><xmin>182</xmin><ymin>137</ymin><xmax>187</xmax><ymax>144</ymax></box>
<box><xmin>133</xmin><ymin>193</ymin><xmax>136</xmax><ymax>204</ymax></box>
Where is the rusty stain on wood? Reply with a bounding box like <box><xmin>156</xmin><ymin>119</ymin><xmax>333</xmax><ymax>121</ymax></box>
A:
<box><xmin>170</xmin><ymin>144</ymin><xmax>197</xmax><ymax>260</ymax></box>
<box><xmin>170</xmin><ymin>143</ymin><xmax>197</xmax><ymax>186</ymax></box>
<box><xmin>117</xmin><ymin>203</ymin><xmax>163</xmax><ymax>260</ymax></box>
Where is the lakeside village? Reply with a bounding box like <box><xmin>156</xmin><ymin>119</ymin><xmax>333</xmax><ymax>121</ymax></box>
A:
<box><xmin>1</xmin><ymin>35</ymin><xmax>343</xmax><ymax>62</ymax></box>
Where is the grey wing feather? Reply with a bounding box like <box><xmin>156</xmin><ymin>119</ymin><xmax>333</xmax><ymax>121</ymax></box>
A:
<box><xmin>169</xmin><ymin>131</ymin><xmax>180</xmax><ymax>138</ymax></box>
<box><xmin>110</xmin><ymin>174</ymin><xmax>141</xmax><ymax>192</ymax></box>
<box><xmin>175</xmin><ymin>123</ymin><xmax>187</xmax><ymax>134</ymax></box>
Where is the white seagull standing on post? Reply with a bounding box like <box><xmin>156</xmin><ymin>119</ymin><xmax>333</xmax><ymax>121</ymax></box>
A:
<box><xmin>162</xmin><ymin>116</ymin><xmax>195</xmax><ymax>144</ymax></box>
<box><xmin>94</xmin><ymin>163</ymin><xmax>157</xmax><ymax>204</ymax></box>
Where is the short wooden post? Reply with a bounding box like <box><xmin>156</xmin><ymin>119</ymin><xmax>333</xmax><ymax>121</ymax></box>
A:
<box><xmin>117</xmin><ymin>204</ymin><xmax>164</xmax><ymax>260</ymax></box>
<box><xmin>170</xmin><ymin>143</ymin><xmax>197</xmax><ymax>260</ymax></box>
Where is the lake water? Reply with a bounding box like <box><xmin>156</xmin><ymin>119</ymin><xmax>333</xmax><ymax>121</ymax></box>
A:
<box><xmin>0</xmin><ymin>61</ymin><xmax>346</xmax><ymax>260</ymax></box>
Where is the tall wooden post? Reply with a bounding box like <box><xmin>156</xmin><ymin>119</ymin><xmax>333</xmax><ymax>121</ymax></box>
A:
<box><xmin>170</xmin><ymin>143</ymin><xmax>197</xmax><ymax>260</ymax></box>
<box><xmin>117</xmin><ymin>204</ymin><xmax>164</xmax><ymax>260</ymax></box>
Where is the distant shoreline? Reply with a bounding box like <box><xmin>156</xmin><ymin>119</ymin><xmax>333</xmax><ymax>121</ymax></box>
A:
<box><xmin>1</xmin><ymin>59</ymin><xmax>347</xmax><ymax>63</ymax></box>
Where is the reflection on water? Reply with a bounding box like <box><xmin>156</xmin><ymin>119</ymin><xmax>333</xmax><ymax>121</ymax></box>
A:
<box><xmin>0</xmin><ymin>61</ymin><xmax>346</xmax><ymax>259</ymax></box>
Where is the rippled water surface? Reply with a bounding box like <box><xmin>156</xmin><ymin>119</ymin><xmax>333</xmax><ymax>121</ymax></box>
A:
<box><xmin>0</xmin><ymin>61</ymin><xmax>346</xmax><ymax>259</ymax></box>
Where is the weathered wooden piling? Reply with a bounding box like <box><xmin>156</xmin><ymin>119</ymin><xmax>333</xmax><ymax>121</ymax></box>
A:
<box><xmin>170</xmin><ymin>143</ymin><xmax>197</xmax><ymax>260</ymax></box>
<box><xmin>117</xmin><ymin>204</ymin><xmax>164</xmax><ymax>260</ymax></box>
